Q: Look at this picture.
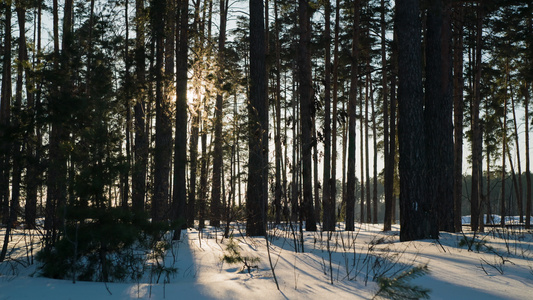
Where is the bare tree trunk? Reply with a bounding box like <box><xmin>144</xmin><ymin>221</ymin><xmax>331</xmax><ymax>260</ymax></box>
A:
<box><xmin>470</xmin><ymin>3</ymin><xmax>484</xmax><ymax>232</ymax></box>
<box><xmin>322</xmin><ymin>0</ymin><xmax>335</xmax><ymax>231</ymax></box>
<box><xmin>525</xmin><ymin>81</ymin><xmax>531</xmax><ymax>229</ymax></box>
<box><xmin>0</xmin><ymin>0</ymin><xmax>13</xmax><ymax>262</ymax></box>
<box><xmin>298</xmin><ymin>0</ymin><xmax>316</xmax><ymax>231</ymax></box>
<box><xmin>382</xmin><ymin>0</ymin><xmax>392</xmax><ymax>231</ymax></box>
<box><xmin>345</xmin><ymin>0</ymin><xmax>360</xmax><ymax>231</ymax></box>
<box><xmin>365</xmin><ymin>58</ymin><xmax>371</xmax><ymax>224</ymax></box>
<box><xmin>397</xmin><ymin>0</ymin><xmax>436</xmax><ymax>241</ymax></box>
<box><xmin>274</xmin><ymin>0</ymin><xmax>283</xmax><ymax>225</ymax></box>
<box><xmin>359</xmin><ymin>86</ymin><xmax>365</xmax><ymax>224</ymax></box>
<box><xmin>500</xmin><ymin>59</ymin><xmax>509</xmax><ymax>228</ymax></box>
<box><xmin>211</xmin><ymin>0</ymin><xmax>228</xmax><ymax>228</ymax></box>
<box><xmin>330</xmin><ymin>0</ymin><xmax>340</xmax><ymax>228</ymax></box>
<box><xmin>24</xmin><ymin>0</ymin><xmax>41</xmax><ymax>229</ymax></box>
<box><xmin>0</xmin><ymin>0</ymin><xmax>12</xmax><ymax>226</ymax></box>
<box><xmin>371</xmin><ymin>82</ymin><xmax>378</xmax><ymax>224</ymax></box>
<box><xmin>453</xmin><ymin>3</ymin><xmax>464</xmax><ymax>232</ymax></box>
<box><xmin>173</xmin><ymin>0</ymin><xmax>188</xmax><ymax>239</ymax></box>
<box><xmin>510</xmin><ymin>89</ymin><xmax>523</xmax><ymax>223</ymax></box>
<box><xmin>247</xmin><ymin>0</ymin><xmax>269</xmax><ymax>236</ymax></box>
<box><xmin>152</xmin><ymin>0</ymin><xmax>172</xmax><ymax>223</ymax></box>
<box><xmin>133</xmin><ymin>0</ymin><xmax>148</xmax><ymax>214</ymax></box>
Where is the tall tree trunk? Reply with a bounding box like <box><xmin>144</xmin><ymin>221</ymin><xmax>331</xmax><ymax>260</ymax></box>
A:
<box><xmin>470</xmin><ymin>3</ymin><xmax>484</xmax><ymax>232</ymax></box>
<box><xmin>24</xmin><ymin>0</ymin><xmax>40</xmax><ymax>229</ymax></box>
<box><xmin>298</xmin><ymin>0</ymin><xmax>316</xmax><ymax>232</ymax></box>
<box><xmin>274</xmin><ymin>0</ymin><xmax>283</xmax><ymax>225</ymax></box>
<box><xmin>525</xmin><ymin>81</ymin><xmax>531</xmax><ymax>229</ymax></box>
<box><xmin>452</xmin><ymin>3</ymin><xmax>464</xmax><ymax>232</ymax></box>
<box><xmin>0</xmin><ymin>0</ymin><xmax>13</xmax><ymax>262</ymax></box>
<box><xmin>510</xmin><ymin>90</ymin><xmax>523</xmax><ymax>223</ymax></box>
<box><xmin>152</xmin><ymin>0</ymin><xmax>172</xmax><ymax>223</ymax></box>
<box><xmin>390</xmin><ymin>45</ymin><xmax>397</xmax><ymax>224</ymax></box>
<box><xmin>322</xmin><ymin>0</ymin><xmax>334</xmax><ymax>231</ymax></box>
<box><xmin>501</xmin><ymin>105</ymin><xmax>507</xmax><ymax>228</ymax></box>
<box><xmin>500</xmin><ymin>61</ymin><xmax>509</xmax><ymax>228</ymax></box>
<box><xmin>371</xmin><ymin>82</ymin><xmax>378</xmax><ymax>224</ymax></box>
<box><xmin>345</xmin><ymin>0</ymin><xmax>360</xmax><ymax>232</ymax></box>
<box><xmin>247</xmin><ymin>0</ymin><xmax>268</xmax><ymax>236</ymax></box>
<box><xmin>365</xmin><ymin>58</ymin><xmax>371</xmax><ymax>224</ymax></box>
<box><xmin>133</xmin><ymin>0</ymin><xmax>148</xmax><ymax>214</ymax></box>
<box><xmin>330</xmin><ymin>0</ymin><xmax>340</xmax><ymax>229</ymax></box>
<box><xmin>396</xmin><ymin>0</ymin><xmax>436</xmax><ymax>241</ymax></box>
<box><xmin>359</xmin><ymin>86</ymin><xmax>365</xmax><ymax>224</ymax></box>
<box><xmin>1</xmin><ymin>0</ymin><xmax>12</xmax><ymax>226</ymax></box>
<box><xmin>211</xmin><ymin>0</ymin><xmax>228</xmax><ymax>228</ymax></box>
<box><xmin>425</xmin><ymin>0</ymin><xmax>454</xmax><ymax>232</ymax></box>
<box><xmin>173</xmin><ymin>0</ymin><xmax>188</xmax><ymax>239</ymax></box>
<box><xmin>382</xmin><ymin>0</ymin><xmax>392</xmax><ymax>231</ymax></box>
<box><xmin>123</xmin><ymin>0</ymin><xmax>132</xmax><ymax>210</ymax></box>
<box><xmin>525</xmin><ymin>1</ymin><xmax>532</xmax><ymax>229</ymax></box>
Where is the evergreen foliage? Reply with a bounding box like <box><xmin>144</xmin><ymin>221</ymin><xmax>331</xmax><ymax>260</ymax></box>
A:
<box><xmin>221</xmin><ymin>236</ymin><xmax>260</xmax><ymax>273</ymax></box>
<box><xmin>36</xmin><ymin>208</ymin><xmax>173</xmax><ymax>282</ymax></box>
<box><xmin>373</xmin><ymin>264</ymin><xmax>431</xmax><ymax>300</ymax></box>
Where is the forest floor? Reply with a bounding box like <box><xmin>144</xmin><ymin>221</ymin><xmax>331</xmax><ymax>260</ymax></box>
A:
<box><xmin>1</xmin><ymin>219</ymin><xmax>532</xmax><ymax>299</ymax></box>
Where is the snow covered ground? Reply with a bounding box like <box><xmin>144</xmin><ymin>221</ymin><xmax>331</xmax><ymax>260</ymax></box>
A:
<box><xmin>1</xmin><ymin>220</ymin><xmax>532</xmax><ymax>299</ymax></box>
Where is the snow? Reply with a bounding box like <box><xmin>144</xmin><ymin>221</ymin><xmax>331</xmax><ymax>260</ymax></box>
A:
<box><xmin>1</xmin><ymin>221</ymin><xmax>532</xmax><ymax>299</ymax></box>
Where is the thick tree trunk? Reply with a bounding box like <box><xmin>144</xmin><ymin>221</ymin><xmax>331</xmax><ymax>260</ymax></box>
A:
<box><xmin>298</xmin><ymin>0</ymin><xmax>316</xmax><ymax>232</ymax></box>
<box><xmin>345</xmin><ymin>0</ymin><xmax>360</xmax><ymax>232</ymax></box>
<box><xmin>382</xmin><ymin>0</ymin><xmax>393</xmax><ymax>231</ymax></box>
<box><xmin>24</xmin><ymin>0</ymin><xmax>40</xmax><ymax>229</ymax></box>
<box><xmin>211</xmin><ymin>0</ymin><xmax>228</xmax><ymax>228</ymax></box>
<box><xmin>322</xmin><ymin>0</ymin><xmax>335</xmax><ymax>231</ymax></box>
<box><xmin>452</xmin><ymin>3</ymin><xmax>464</xmax><ymax>232</ymax></box>
<box><xmin>1</xmin><ymin>1</ymin><xmax>12</xmax><ymax>225</ymax></box>
<box><xmin>274</xmin><ymin>0</ymin><xmax>283</xmax><ymax>225</ymax></box>
<box><xmin>330</xmin><ymin>0</ymin><xmax>340</xmax><ymax>228</ymax></box>
<box><xmin>247</xmin><ymin>0</ymin><xmax>268</xmax><ymax>236</ymax></box>
<box><xmin>152</xmin><ymin>0</ymin><xmax>172</xmax><ymax>223</ymax></box>
<box><xmin>396</xmin><ymin>0</ymin><xmax>436</xmax><ymax>241</ymax></box>
<box><xmin>425</xmin><ymin>0</ymin><xmax>454</xmax><ymax>233</ymax></box>
<box><xmin>133</xmin><ymin>0</ymin><xmax>148</xmax><ymax>214</ymax></box>
<box><xmin>470</xmin><ymin>4</ymin><xmax>484</xmax><ymax>232</ymax></box>
<box><xmin>173</xmin><ymin>0</ymin><xmax>188</xmax><ymax>239</ymax></box>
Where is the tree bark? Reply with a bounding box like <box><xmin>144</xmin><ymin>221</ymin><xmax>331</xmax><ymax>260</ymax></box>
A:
<box><xmin>298</xmin><ymin>0</ymin><xmax>317</xmax><ymax>232</ymax></box>
<box><xmin>274</xmin><ymin>0</ymin><xmax>283</xmax><ymax>225</ymax></box>
<box><xmin>525</xmin><ymin>81</ymin><xmax>531</xmax><ymax>229</ymax></box>
<box><xmin>247</xmin><ymin>0</ymin><xmax>268</xmax><ymax>236</ymax></box>
<box><xmin>346</xmin><ymin>0</ymin><xmax>360</xmax><ymax>232</ymax></box>
<box><xmin>425</xmin><ymin>0</ymin><xmax>454</xmax><ymax>232</ymax></box>
<box><xmin>510</xmin><ymin>89</ymin><xmax>523</xmax><ymax>223</ymax></box>
<box><xmin>322</xmin><ymin>0</ymin><xmax>335</xmax><ymax>231</ymax></box>
<box><xmin>172</xmin><ymin>0</ymin><xmax>188</xmax><ymax>239</ymax></box>
<box><xmin>330</xmin><ymin>0</ymin><xmax>340</xmax><ymax>229</ymax></box>
<box><xmin>1</xmin><ymin>0</ymin><xmax>12</xmax><ymax>226</ymax></box>
<box><xmin>452</xmin><ymin>3</ymin><xmax>464</xmax><ymax>232</ymax></box>
<box><xmin>152</xmin><ymin>0</ymin><xmax>172</xmax><ymax>223</ymax></box>
<box><xmin>211</xmin><ymin>0</ymin><xmax>228</xmax><ymax>228</ymax></box>
<box><xmin>396</xmin><ymin>0</ymin><xmax>436</xmax><ymax>241</ymax></box>
<box><xmin>133</xmin><ymin>0</ymin><xmax>148</xmax><ymax>214</ymax></box>
<box><xmin>470</xmin><ymin>3</ymin><xmax>484</xmax><ymax>232</ymax></box>
<box><xmin>382</xmin><ymin>0</ymin><xmax>393</xmax><ymax>231</ymax></box>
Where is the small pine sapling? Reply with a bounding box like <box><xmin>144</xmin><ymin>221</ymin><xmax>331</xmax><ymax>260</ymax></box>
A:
<box><xmin>373</xmin><ymin>264</ymin><xmax>431</xmax><ymax>300</ymax></box>
<box><xmin>221</xmin><ymin>236</ymin><xmax>260</xmax><ymax>273</ymax></box>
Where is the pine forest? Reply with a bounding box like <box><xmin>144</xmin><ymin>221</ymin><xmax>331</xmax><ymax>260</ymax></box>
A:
<box><xmin>0</xmin><ymin>0</ymin><xmax>532</xmax><ymax>297</ymax></box>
